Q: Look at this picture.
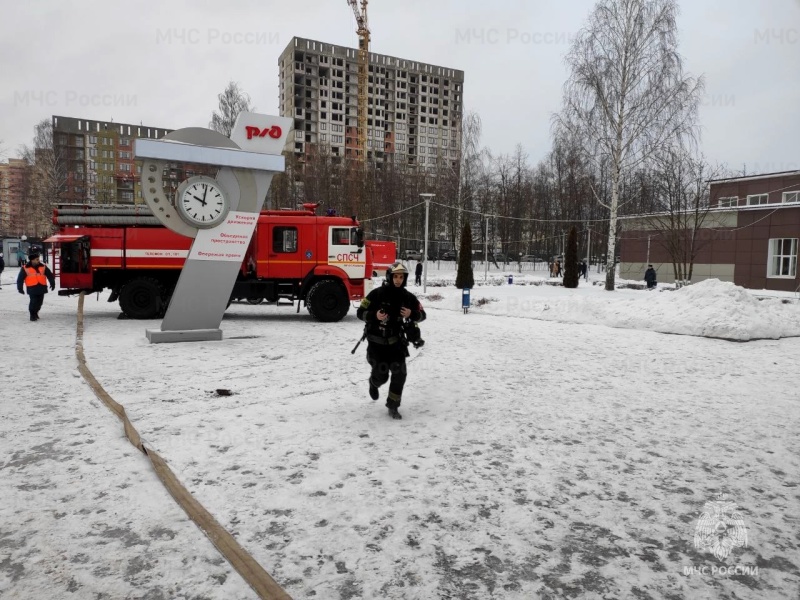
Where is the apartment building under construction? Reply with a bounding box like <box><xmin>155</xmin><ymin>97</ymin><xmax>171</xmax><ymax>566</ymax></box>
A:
<box><xmin>279</xmin><ymin>36</ymin><xmax>464</xmax><ymax>169</ymax></box>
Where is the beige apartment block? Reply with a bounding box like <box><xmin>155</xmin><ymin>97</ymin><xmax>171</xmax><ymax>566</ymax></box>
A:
<box><xmin>279</xmin><ymin>36</ymin><xmax>464</xmax><ymax>171</ymax></box>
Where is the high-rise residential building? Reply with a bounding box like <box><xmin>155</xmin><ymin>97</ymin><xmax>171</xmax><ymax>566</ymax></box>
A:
<box><xmin>51</xmin><ymin>116</ymin><xmax>191</xmax><ymax>205</ymax></box>
<box><xmin>279</xmin><ymin>36</ymin><xmax>464</xmax><ymax>170</ymax></box>
<box><xmin>0</xmin><ymin>158</ymin><xmax>32</xmax><ymax>236</ymax></box>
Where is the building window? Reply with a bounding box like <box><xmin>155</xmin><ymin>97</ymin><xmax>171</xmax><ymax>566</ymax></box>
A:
<box><xmin>768</xmin><ymin>238</ymin><xmax>798</xmax><ymax>278</ymax></box>
<box><xmin>782</xmin><ymin>191</ymin><xmax>800</xmax><ymax>204</ymax></box>
<box><xmin>718</xmin><ymin>197</ymin><xmax>738</xmax><ymax>208</ymax></box>
<box><xmin>747</xmin><ymin>193</ymin><xmax>769</xmax><ymax>205</ymax></box>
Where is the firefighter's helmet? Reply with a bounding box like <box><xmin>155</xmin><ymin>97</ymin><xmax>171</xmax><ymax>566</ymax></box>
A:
<box><xmin>385</xmin><ymin>262</ymin><xmax>409</xmax><ymax>287</ymax></box>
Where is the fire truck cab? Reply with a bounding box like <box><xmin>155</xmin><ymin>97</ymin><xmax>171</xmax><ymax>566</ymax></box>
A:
<box><xmin>48</xmin><ymin>203</ymin><xmax>370</xmax><ymax>323</ymax></box>
<box><xmin>231</xmin><ymin>210</ymin><xmax>368</xmax><ymax>321</ymax></box>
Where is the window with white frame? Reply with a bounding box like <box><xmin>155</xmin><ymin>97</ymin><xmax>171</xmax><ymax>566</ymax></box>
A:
<box><xmin>718</xmin><ymin>197</ymin><xmax>738</xmax><ymax>208</ymax></box>
<box><xmin>747</xmin><ymin>193</ymin><xmax>769</xmax><ymax>205</ymax></box>
<box><xmin>782</xmin><ymin>191</ymin><xmax>800</xmax><ymax>203</ymax></box>
<box><xmin>768</xmin><ymin>238</ymin><xmax>798</xmax><ymax>278</ymax></box>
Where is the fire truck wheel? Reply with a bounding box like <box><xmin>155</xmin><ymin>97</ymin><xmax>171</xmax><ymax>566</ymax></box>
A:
<box><xmin>307</xmin><ymin>279</ymin><xmax>349</xmax><ymax>322</ymax></box>
<box><xmin>119</xmin><ymin>277</ymin><xmax>163</xmax><ymax>319</ymax></box>
<box><xmin>246</xmin><ymin>297</ymin><xmax>265</xmax><ymax>305</ymax></box>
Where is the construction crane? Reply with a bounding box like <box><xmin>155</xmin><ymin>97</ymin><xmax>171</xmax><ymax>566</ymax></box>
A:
<box><xmin>347</xmin><ymin>0</ymin><xmax>370</xmax><ymax>161</ymax></box>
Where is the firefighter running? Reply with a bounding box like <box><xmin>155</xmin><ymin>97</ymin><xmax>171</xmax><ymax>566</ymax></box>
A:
<box><xmin>357</xmin><ymin>263</ymin><xmax>426</xmax><ymax>420</ymax></box>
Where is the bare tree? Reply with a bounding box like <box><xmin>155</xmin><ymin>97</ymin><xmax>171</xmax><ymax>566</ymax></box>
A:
<box><xmin>556</xmin><ymin>0</ymin><xmax>704</xmax><ymax>290</ymax></box>
<box><xmin>458</xmin><ymin>111</ymin><xmax>486</xmax><ymax>241</ymax></box>
<box><xmin>644</xmin><ymin>149</ymin><xmax>722</xmax><ymax>283</ymax></box>
<box><xmin>19</xmin><ymin>119</ymin><xmax>66</xmax><ymax>237</ymax></box>
<box><xmin>210</xmin><ymin>81</ymin><xmax>253</xmax><ymax>137</ymax></box>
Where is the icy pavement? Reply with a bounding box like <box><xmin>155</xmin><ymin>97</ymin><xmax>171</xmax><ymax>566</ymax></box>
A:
<box><xmin>1</xmin><ymin>270</ymin><xmax>799</xmax><ymax>599</ymax></box>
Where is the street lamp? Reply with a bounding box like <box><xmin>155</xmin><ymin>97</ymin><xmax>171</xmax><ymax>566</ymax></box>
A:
<box><xmin>419</xmin><ymin>193</ymin><xmax>435</xmax><ymax>293</ymax></box>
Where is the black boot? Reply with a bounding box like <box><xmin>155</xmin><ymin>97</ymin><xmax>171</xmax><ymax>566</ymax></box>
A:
<box><xmin>386</xmin><ymin>400</ymin><xmax>402</xmax><ymax>420</ymax></box>
<box><xmin>369</xmin><ymin>382</ymin><xmax>379</xmax><ymax>400</ymax></box>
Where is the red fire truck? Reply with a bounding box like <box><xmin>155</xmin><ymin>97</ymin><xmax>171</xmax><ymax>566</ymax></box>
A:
<box><xmin>46</xmin><ymin>203</ymin><xmax>371</xmax><ymax>322</ymax></box>
<box><xmin>364</xmin><ymin>240</ymin><xmax>397</xmax><ymax>277</ymax></box>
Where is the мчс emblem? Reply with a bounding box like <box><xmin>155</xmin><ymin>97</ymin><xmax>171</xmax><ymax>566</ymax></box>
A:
<box><xmin>693</xmin><ymin>495</ymin><xmax>748</xmax><ymax>561</ymax></box>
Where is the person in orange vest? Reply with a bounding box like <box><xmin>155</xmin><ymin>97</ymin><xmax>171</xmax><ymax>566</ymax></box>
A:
<box><xmin>17</xmin><ymin>251</ymin><xmax>55</xmax><ymax>321</ymax></box>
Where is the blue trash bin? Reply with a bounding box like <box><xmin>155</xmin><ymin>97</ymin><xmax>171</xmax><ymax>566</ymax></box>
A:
<box><xmin>508</xmin><ymin>275</ymin><xmax>514</xmax><ymax>284</ymax></box>
<box><xmin>462</xmin><ymin>288</ymin><xmax>471</xmax><ymax>313</ymax></box>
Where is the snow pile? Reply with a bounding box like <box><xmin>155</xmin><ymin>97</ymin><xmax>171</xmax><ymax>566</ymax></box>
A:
<box><xmin>421</xmin><ymin>277</ymin><xmax>800</xmax><ymax>341</ymax></box>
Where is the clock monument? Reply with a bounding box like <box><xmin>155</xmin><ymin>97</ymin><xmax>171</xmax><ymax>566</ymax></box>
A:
<box><xmin>134</xmin><ymin>112</ymin><xmax>291</xmax><ymax>343</ymax></box>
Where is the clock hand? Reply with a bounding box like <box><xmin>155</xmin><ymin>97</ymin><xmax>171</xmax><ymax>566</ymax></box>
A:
<box><xmin>202</xmin><ymin>184</ymin><xmax>209</xmax><ymax>206</ymax></box>
<box><xmin>191</xmin><ymin>194</ymin><xmax>207</xmax><ymax>206</ymax></box>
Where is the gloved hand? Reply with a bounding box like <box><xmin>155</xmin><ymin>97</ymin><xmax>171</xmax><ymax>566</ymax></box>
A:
<box><xmin>19</xmin><ymin>290</ymin><xmax>24</xmax><ymax>295</ymax></box>
<box><xmin>50</xmin><ymin>285</ymin><xmax>55</xmax><ymax>291</ymax></box>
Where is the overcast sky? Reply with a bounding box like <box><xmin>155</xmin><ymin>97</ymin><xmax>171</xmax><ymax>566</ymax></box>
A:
<box><xmin>1</xmin><ymin>0</ymin><xmax>798</xmax><ymax>173</ymax></box>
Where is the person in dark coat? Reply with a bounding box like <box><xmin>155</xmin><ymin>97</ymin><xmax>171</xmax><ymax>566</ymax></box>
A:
<box><xmin>579</xmin><ymin>260</ymin><xmax>588</xmax><ymax>281</ymax></box>
<box><xmin>357</xmin><ymin>262</ymin><xmax>427</xmax><ymax>420</ymax></box>
<box><xmin>644</xmin><ymin>264</ymin><xmax>657</xmax><ymax>290</ymax></box>
<box><xmin>0</xmin><ymin>252</ymin><xmax>5</xmax><ymax>289</ymax></box>
<box><xmin>17</xmin><ymin>252</ymin><xmax>55</xmax><ymax>321</ymax></box>
<box><xmin>414</xmin><ymin>258</ymin><xmax>423</xmax><ymax>286</ymax></box>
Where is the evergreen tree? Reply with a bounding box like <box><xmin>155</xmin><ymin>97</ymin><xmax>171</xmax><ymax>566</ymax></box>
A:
<box><xmin>563</xmin><ymin>226</ymin><xmax>580</xmax><ymax>288</ymax></box>
<box><xmin>455</xmin><ymin>222</ymin><xmax>474</xmax><ymax>289</ymax></box>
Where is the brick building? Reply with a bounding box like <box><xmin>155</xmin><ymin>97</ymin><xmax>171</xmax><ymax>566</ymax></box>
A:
<box><xmin>0</xmin><ymin>158</ymin><xmax>32</xmax><ymax>236</ymax></box>
<box><xmin>619</xmin><ymin>170</ymin><xmax>800</xmax><ymax>291</ymax></box>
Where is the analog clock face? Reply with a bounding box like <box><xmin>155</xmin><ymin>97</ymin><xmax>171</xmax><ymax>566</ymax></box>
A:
<box><xmin>177</xmin><ymin>177</ymin><xmax>229</xmax><ymax>228</ymax></box>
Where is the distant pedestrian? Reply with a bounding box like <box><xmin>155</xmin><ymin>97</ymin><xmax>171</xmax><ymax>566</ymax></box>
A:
<box><xmin>17</xmin><ymin>247</ymin><xmax>26</xmax><ymax>266</ymax></box>
<box><xmin>644</xmin><ymin>264</ymin><xmax>657</xmax><ymax>290</ymax></box>
<box><xmin>555</xmin><ymin>260</ymin><xmax>562</xmax><ymax>278</ymax></box>
<box><xmin>579</xmin><ymin>260</ymin><xmax>588</xmax><ymax>281</ymax></box>
<box><xmin>0</xmin><ymin>252</ymin><xmax>4</xmax><ymax>289</ymax></box>
<box><xmin>17</xmin><ymin>252</ymin><xmax>55</xmax><ymax>321</ymax></box>
<box><xmin>415</xmin><ymin>258</ymin><xmax>423</xmax><ymax>286</ymax></box>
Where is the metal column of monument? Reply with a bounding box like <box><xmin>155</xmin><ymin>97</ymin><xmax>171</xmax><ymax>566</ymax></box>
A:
<box><xmin>133</xmin><ymin>112</ymin><xmax>291</xmax><ymax>343</ymax></box>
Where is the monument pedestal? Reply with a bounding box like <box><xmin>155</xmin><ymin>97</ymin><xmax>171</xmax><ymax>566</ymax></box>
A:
<box><xmin>145</xmin><ymin>328</ymin><xmax>223</xmax><ymax>344</ymax></box>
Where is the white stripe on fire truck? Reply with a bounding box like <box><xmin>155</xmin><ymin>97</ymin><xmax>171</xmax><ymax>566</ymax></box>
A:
<box><xmin>90</xmin><ymin>249</ymin><xmax>189</xmax><ymax>258</ymax></box>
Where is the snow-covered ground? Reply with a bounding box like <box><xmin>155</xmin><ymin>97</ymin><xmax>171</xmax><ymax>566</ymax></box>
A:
<box><xmin>2</xmin><ymin>264</ymin><xmax>799</xmax><ymax>599</ymax></box>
